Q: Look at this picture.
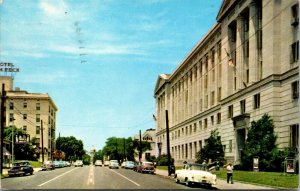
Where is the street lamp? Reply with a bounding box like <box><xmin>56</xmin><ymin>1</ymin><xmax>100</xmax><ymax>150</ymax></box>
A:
<box><xmin>10</xmin><ymin>117</ymin><xmax>15</xmax><ymax>165</ymax></box>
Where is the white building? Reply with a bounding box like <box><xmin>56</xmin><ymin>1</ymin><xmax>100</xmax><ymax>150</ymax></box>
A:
<box><xmin>154</xmin><ymin>0</ymin><xmax>299</xmax><ymax>165</ymax></box>
<box><xmin>134</xmin><ymin>128</ymin><xmax>156</xmax><ymax>161</ymax></box>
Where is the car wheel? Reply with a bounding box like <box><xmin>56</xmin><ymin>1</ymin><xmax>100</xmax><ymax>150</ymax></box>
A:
<box><xmin>174</xmin><ymin>174</ymin><xmax>179</xmax><ymax>183</ymax></box>
<box><xmin>185</xmin><ymin>178</ymin><xmax>191</xmax><ymax>187</ymax></box>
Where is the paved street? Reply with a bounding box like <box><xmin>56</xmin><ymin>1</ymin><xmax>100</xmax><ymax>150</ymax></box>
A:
<box><xmin>1</xmin><ymin>166</ymin><xmax>193</xmax><ymax>190</ymax></box>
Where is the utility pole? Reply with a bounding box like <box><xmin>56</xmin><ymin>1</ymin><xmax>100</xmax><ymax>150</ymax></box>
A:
<box><xmin>11</xmin><ymin>122</ymin><xmax>14</xmax><ymax>165</ymax></box>
<box><xmin>41</xmin><ymin>120</ymin><xmax>44</xmax><ymax>163</ymax></box>
<box><xmin>165</xmin><ymin>110</ymin><xmax>171</xmax><ymax>176</ymax></box>
<box><xmin>1</xmin><ymin>84</ymin><xmax>6</xmax><ymax>174</ymax></box>
<box><xmin>139</xmin><ymin>130</ymin><xmax>142</xmax><ymax>162</ymax></box>
<box><xmin>123</xmin><ymin>137</ymin><xmax>126</xmax><ymax>161</ymax></box>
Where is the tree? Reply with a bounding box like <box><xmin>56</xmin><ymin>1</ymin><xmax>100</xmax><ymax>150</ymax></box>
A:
<box><xmin>56</xmin><ymin>136</ymin><xmax>85</xmax><ymax>161</ymax></box>
<box><xmin>102</xmin><ymin>137</ymin><xmax>151</xmax><ymax>162</ymax></box>
<box><xmin>4</xmin><ymin>126</ymin><xmax>37</xmax><ymax>161</ymax></box>
<box><xmin>195</xmin><ymin>129</ymin><xmax>225</xmax><ymax>164</ymax></box>
<box><xmin>93</xmin><ymin>149</ymin><xmax>103</xmax><ymax>163</ymax></box>
<box><xmin>82</xmin><ymin>153</ymin><xmax>91</xmax><ymax>165</ymax></box>
<box><xmin>241</xmin><ymin>114</ymin><xmax>278</xmax><ymax>171</ymax></box>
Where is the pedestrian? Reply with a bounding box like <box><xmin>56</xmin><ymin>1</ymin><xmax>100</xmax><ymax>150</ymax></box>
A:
<box><xmin>226</xmin><ymin>163</ymin><xmax>234</xmax><ymax>184</ymax></box>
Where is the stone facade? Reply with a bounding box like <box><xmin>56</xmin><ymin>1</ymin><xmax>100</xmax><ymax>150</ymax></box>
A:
<box><xmin>154</xmin><ymin>0</ymin><xmax>299</xmax><ymax>166</ymax></box>
<box><xmin>1</xmin><ymin>76</ymin><xmax>57</xmax><ymax>161</ymax></box>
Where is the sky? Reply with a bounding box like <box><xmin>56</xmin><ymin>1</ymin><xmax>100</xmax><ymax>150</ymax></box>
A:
<box><xmin>0</xmin><ymin>0</ymin><xmax>222</xmax><ymax>151</ymax></box>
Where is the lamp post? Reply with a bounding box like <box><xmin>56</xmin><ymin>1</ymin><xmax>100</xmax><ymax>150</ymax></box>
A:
<box><xmin>10</xmin><ymin>118</ymin><xmax>15</xmax><ymax>165</ymax></box>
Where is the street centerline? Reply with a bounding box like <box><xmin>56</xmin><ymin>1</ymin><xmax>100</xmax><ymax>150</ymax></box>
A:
<box><xmin>87</xmin><ymin>165</ymin><xmax>95</xmax><ymax>185</ymax></box>
<box><xmin>109</xmin><ymin>169</ymin><xmax>140</xmax><ymax>187</ymax></box>
<box><xmin>38</xmin><ymin>168</ymin><xmax>78</xmax><ymax>187</ymax></box>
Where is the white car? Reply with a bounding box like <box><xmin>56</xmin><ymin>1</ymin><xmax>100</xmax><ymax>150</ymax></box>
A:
<box><xmin>124</xmin><ymin>161</ymin><xmax>135</xmax><ymax>169</ymax></box>
<box><xmin>174</xmin><ymin>163</ymin><xmax>217</xmax><ymax>188</ymax></box>
<box><xmin>95</xmin><ymin>160</ymin><xmax>103</xmax><ymax>167</ymax></box>
<box><xmin>74</xmin><ymin>160</ymin><xmax>83</xmax><ymax>167</ymax></box>
<box><xmin>109</xmin><ymin>160</ymin><xmax>119</xmax><ymax>169</ymax></box>
<box><xmin>104</xmin><ymin>161</ymin><xmax>110</xmax><ymax>166</ymax></box>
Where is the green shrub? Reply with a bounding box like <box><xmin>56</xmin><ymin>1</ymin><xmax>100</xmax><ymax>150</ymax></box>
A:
<box><xmin>155</xmin><ymin>154</ymin><xmax>174</xmax><ymax>166</ymax></box>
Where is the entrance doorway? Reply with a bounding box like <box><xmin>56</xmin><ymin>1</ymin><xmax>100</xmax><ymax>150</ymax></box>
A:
<box><xmin>236</xmin><ymin>128</ymin><xmax>246</xmax><ymax>162</ymax></box>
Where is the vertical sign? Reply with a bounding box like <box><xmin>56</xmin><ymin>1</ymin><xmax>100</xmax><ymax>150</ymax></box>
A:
<box><xmin>253</xmin><ymin>156</ymin><xmax>259</xmax><ymax>172</ymax></box>
<box><xmin>286</xmin><ymin>158</ymin><xmax>295</xmax><ymax>173</ymax></box>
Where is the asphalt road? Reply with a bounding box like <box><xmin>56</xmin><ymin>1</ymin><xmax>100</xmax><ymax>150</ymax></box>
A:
<box><xmin>1</xmin><ymin>166</ymin><xmax>201</xmax><ymax>189</ymax></box>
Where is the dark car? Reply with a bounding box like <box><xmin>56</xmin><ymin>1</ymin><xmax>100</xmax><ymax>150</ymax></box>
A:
<box><xmin>136</xmin><ymin>161</ymin><xmax>155</xmax><ymax>174</ymax></box>
<box><xmin>8</xmin><ymin>161</ymin><xmax>34</xmax><ymax>177</ymax></box>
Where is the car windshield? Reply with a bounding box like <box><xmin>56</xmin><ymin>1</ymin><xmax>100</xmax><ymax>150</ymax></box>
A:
<box><xmin>13</xmin><ymin>162</ymin><xmax>29</xmax><ymax>166</ymax></box>
<box><xmin>189</xmin><ymin>164</ymin><xmax>208</xmax><ymax>171</ymax></box>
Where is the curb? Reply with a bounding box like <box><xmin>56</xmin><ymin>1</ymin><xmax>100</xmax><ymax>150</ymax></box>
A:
<box><xmin>217</xmin><ymin>177</ymin><xmax>291</xmax><ymax>190</ymax></box>
<box><xmin>155</xmin><ymin>173</ymin><xmax>174</xmax><ymax>180</ymax></box>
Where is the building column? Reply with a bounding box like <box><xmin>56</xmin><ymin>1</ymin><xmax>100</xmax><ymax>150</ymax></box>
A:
<box><xmin>236</xmin><ymin>15</ymin><xmax>245</xmax><ymax>90</ymax></box>
<box><xmin>249</xmin><ymin>1</ymin><xmax>258</xmax><ymax>84</ymax></box>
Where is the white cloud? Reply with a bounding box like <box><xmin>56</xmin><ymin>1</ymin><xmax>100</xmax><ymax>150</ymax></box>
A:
<box><xmin>40</xmin><ymin>0</ymin><xmax>68</xmax><ymax>19</ymax></box>
<box><xmin>20</xmin><ymin>71</ymin><xmax>68</xmax><ymax>85</ymax></box>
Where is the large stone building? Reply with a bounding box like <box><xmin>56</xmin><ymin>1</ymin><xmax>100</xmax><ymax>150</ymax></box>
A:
<box><xmin>1</xmin><ymin>76</ymin><xmax>57</xmax><ymax>161</ymax></box>
<box><xmin>154</xmin><ymin>0</ymin><xmax>299</xmax><ymax>165</ymax></box>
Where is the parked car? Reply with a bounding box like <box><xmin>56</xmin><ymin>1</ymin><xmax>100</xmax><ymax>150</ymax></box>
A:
<box><xmin>124</xmin><ymin>161</ymin><xmax>135</xmax><ymax>169</ymax></box>
<box><xmin>174</xmin><ymin>163</ymin><xmax>217</xmax><ymax>188</ymax></box>
<box><xmin>74</xmin><ymin>160</ymin><xmax>83</xmax><ymax>167</ymax></box>
<box><xmin>8</xmin><ymin>161</ymin><xmax>34</xmax><ymax>177</ymax></box>
<box><xmin>109</xmin><ymin>160</ymin><xmax>119</xmax><ymax>169</ymax></box>
<box><xmin>95</xmin><ymin>160</ymin><xmax>103</xmax><ymax>167</ymax></box>
<box><xmin>133</xmin><ymin>161</ymin><xmax>139</xmax><ymax>171</ymax></box>
<box><xmin>103</xmin><ymin>160</ymin><xmax>110</xmax><ymax>166</ymax></box>
<box><xmin>136</xmin><ymin>161</ymin><xmax>155</xmax><ymax>174</ymax></box>
<box><xmin>53</xmin><ymin>160</ymin><xmax>64</xmax><ymax>168</ymax></box>
<box><xmin>41</xmin><ymin>161</ymin><xmax>55</xmax><ymax>170</ymax></box>
<box><xmin>121</xmin><ymin>161</ymin><xmax>125</xmax><ymax>168</ymax></box>
<box><xmin>65</xmin><ymin>161</ymin><xmax>71</xmax><ymax>167</ymax></box>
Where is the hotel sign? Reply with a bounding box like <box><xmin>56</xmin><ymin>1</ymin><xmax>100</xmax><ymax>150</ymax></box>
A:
<box><xmin>0</xmin><ymin>62</ymin><xmax>20</xmax><ymax>72</ymax></box>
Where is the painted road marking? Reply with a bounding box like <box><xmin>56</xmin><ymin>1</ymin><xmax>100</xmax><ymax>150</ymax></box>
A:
<box><xmin>38</xmin><ymin>168</ymin><xmax>78</xmax><ymax>187</ymax></box>
<box><xmin>87</xmin><ymin>165</ymin><xmax>95</xmax><ymax>185</ymax></box>
<box><xmin>109</xmin><ymin>169</ymin><xmax>140</xmax><ymax>187</ymax></box>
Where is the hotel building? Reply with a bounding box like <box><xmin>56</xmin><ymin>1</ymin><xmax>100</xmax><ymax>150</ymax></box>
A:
<box><xmin>154</xmin><ymin>0</ymin><xmax>299</xmax><ymax>165</ymax></box>
<box><xmin>1</xmin><ymin>76</ymin><xmax>57</xmax><ymax>161</ymax></box>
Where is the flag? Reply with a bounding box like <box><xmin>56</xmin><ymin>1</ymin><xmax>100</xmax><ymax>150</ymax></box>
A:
<box><xmin>225</xmin><ymin>48</ymin><xmax>235</xmax><ymax>67</ymax></box>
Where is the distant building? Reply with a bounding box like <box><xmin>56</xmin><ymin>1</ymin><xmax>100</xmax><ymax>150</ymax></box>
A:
<box><xmin>90</xmin><ymin>145</ymin><xmax>96</xmax><ymax>164</ymax></box>
<box><xmin>154</xmin><ymin>0</ymin><xmax>299</xmax><ymax>165</ymax></box>
<box><xmin>133</xmin><ymin>128</ymin><xmax>156</xmax><ymax>161</ymax></box>
<box><xmin>1</xmin><ymin>76</ymin><xmax>58</xmax><ymax>161</ymax></box>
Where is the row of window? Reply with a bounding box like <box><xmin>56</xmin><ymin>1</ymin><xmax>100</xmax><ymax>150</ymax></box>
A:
<box><xmin>171</xmin><ymin>113</ymin><xmax>222</xmax><ymax>140</ymax></box>
<box><xmin>9</xmin><ymin>101</ymin><xmax>41</xmax><ymax>110</ymax></box>
<box><xmin>8</xmin><ymin>101</ymin><xmax>56</xmax><ymax>118</ymax></box>
<box><xmin>171</xmin><ymin>139</ymin><xmax>233</xmax><ymax>160</ymax></box>
<box><xmin>169</xmin><ymin>122</ymin><xmax>298</xmax><ymax>160</ymax></box>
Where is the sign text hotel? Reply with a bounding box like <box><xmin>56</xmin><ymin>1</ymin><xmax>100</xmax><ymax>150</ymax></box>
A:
<box><xmin>0</xmin><ymin>62</ymin><xmax>20</xmax><ymax>72</ymax></box>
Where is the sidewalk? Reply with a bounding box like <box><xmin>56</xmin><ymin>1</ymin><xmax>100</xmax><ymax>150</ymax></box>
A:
<box><xmin>155</xmin><ymin>169</ymin><xmax>275</xmax><ymax>190</ymax></box>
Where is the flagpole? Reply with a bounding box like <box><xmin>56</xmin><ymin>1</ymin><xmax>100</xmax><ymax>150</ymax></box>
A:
<box><xmin>225</xmin><ymin>48</ymin><xmax>247</xmax><ymax>88</ymax></box>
